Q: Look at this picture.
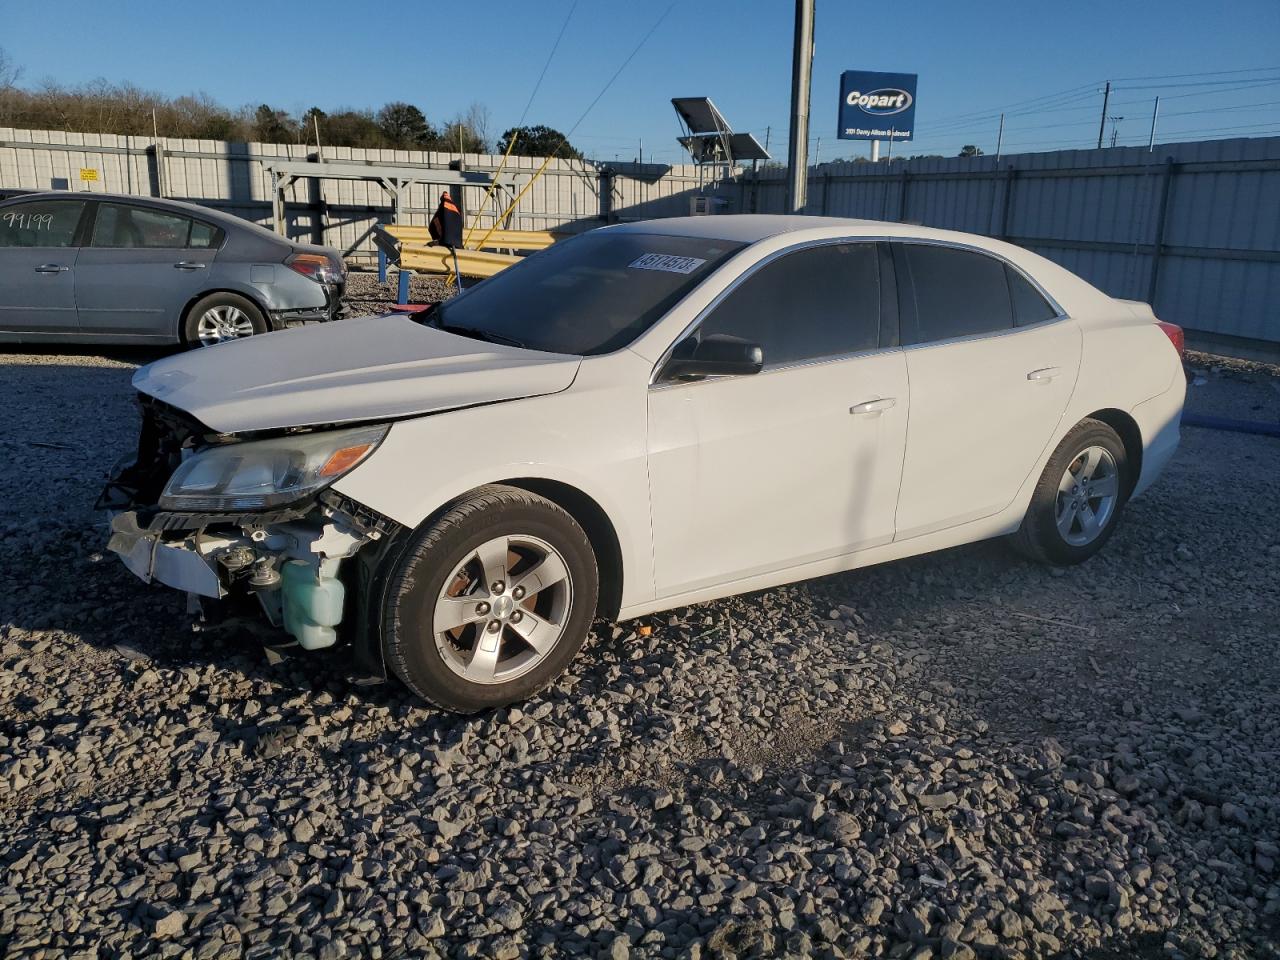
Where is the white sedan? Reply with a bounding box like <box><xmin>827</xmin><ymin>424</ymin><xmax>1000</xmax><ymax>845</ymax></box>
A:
<box><xmin>102</xmin><ymin>216</ymin><xmax>1186</xmax><ymax>712</ymax></box>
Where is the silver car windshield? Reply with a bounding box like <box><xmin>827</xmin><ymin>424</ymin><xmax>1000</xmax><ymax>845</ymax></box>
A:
<box><xmin>418</xmin><ymin>232</ymin><xmax>744</xmax><ymax>355</ymax></box>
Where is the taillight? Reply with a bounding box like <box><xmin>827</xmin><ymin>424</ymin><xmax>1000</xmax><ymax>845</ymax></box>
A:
<box><xmin>286</xmin><ymin>252</ymin><xmax>344</xmax><ymax>284</ymax></box>
<box><xmin>1156</xmin><ymin>321</ymin><xmax>1185</xmax><ymax>358</ymax></box>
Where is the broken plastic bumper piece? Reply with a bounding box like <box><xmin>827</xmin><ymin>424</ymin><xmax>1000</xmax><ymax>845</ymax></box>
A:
<box><xmin>107</xmin><ymin>511</ymin><xmax>225</xmax><ymax>599</ymax></box>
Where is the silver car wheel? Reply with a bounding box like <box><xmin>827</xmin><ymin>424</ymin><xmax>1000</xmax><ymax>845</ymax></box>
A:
<box><xmin>1055</xmin><ymin>444</ymin><xmax>1120</xmax><ymax>547</ymax></box>
<box><xmin>195</xmin><ymin>305</ymin><xmax>256</xmax><ymax>345</ymax></box>
<box><xmin>433</xmin><ymin>534</ymin><xmax>574</xmax><ymax>685</ymax></box>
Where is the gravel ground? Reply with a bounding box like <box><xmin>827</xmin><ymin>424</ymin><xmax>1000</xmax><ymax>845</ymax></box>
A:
<box><xmin>0</xmin><ymin>320</ymin><xmax>1278</xmax><ymax>959</ymax></box>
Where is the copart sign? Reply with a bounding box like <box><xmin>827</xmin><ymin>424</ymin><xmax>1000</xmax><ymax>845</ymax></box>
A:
<box><xmin>838</xmin><ymin>70</ymin><xmax>918</xmax><ymax>142</ymax></box>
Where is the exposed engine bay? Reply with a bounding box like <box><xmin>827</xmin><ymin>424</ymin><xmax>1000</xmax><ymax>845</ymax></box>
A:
<box><xmin>100</xmin><ymin>396</ymin><xmax>400</xmax><ymax>666</ymax></box>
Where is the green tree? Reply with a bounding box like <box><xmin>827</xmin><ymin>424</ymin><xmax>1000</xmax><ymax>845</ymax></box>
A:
<box><xmin>497</xmin><ymin>124</ymin><xmax>581</xmax><ymax>160</ymax></box>
<box><xmin>377</xmin><ymin>102</ymin><xmax>434</xmax><ymax>148</ymax></box>
<box><xmin>958</xmin><ymin>144</ymin><xmax>984</xmax><ymax>158</ymax></box>
<box><xmin>253</xmin><ymin>104</ymin><xmax>293</xmax><ymax>143</ymax></box>
<box><xmin>325</xmin><ymin>109</ymin><xmax>386</xmax><ymax>148</ymax></box>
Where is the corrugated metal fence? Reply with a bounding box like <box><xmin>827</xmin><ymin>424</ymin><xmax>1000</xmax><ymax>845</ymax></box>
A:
<box><xmin>2</xmin><ymin>127</ymin><xmax>1278</xmax><ymax>350</ymax></box>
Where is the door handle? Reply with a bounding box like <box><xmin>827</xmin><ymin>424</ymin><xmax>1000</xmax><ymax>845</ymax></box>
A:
<box><xmin>34</xmin><ymin>263</ymin><xmax>69</xmax><ymax>274</ymax></box>
<box><xmin>1027</xmin><ymin>367</ymin><xmax>1061</xmax><ymax>383</ymax></box>
<box><xmin>173</xmin><ymin>261</ymin><xmax>207</xmax><ymax>270</ymax></box>
<box><xmin>850</xmin><ymin>397</ymin><xmax>897</xmax><ymax>416</ymax></box>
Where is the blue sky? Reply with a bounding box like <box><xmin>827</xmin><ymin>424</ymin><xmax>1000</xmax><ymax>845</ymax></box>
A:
<box><xmin>2</xmin><ymin>0</ymin><xmax>1278</xmax><ymax>162</ymax></box>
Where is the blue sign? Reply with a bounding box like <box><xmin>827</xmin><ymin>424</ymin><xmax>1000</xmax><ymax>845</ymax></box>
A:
<box><xmin>838</xmin><ymin>70</ymin><xmax>918</xmax><ymax>141</ymax></box>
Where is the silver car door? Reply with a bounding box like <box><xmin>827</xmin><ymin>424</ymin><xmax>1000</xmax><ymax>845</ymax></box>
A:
<box><xmin>73</xmin><ymin>202</ymin><xmax>223</xmax><ymax>340</ymax></box>
<box><xmin>0</xmin><ymin>198</ymin><xmax>87</xmax><ymax>334</ymax></box>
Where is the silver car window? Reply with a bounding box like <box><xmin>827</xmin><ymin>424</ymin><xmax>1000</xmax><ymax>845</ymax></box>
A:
<box><xmin>0</xmin><ymin>200</ymin><xmax>86</xmax><ymax>248</ymax></box>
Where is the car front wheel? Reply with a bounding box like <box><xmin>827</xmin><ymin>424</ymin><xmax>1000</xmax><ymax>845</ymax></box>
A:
<box><xmin>383</xmin><ymin>485</ymin><xmax>599</xmax><ymax>713</ymax></box>
<box><xmin>1011</xmin><ymin>418</ymin><xmax>1130</xmax><ymax>565</ymax></box>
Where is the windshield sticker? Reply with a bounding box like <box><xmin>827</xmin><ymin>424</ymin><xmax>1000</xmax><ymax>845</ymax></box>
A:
<box><xmin>628</xmin><ymin>253</ymin><xmax>707</xmax><ymax>275</ymax></box>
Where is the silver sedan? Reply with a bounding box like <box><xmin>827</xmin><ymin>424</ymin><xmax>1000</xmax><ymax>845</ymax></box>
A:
<box><xmin>0</xmin><ymin>192</ymin><xmax>345</xmax><ymax>347</ymax></box>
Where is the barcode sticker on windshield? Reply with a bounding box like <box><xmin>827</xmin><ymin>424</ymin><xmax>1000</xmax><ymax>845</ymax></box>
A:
<box><xmin>628</xmin><ymin>253</ymin><xmax>707</xmax><ymax>274</ymax></box>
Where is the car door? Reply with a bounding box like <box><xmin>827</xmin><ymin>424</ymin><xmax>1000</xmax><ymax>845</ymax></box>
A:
<box><xmin>0</xmin><ymin>198</ymin><xmax>88</xmax><ymax>334</ymax></box>
<box><xmin>647</xmin><ymin>241</ymin><xmax>910</xmax><ymax>599</ymax></box>
<box><xmin>74</xmin><ymin>201</ymin><xmax>224</xmax><ymax>339</ymax></box>
<box><xmin>892</xmin><ymin>242</ymin><xmax>1081</xmax><ymax>540</ymax></box>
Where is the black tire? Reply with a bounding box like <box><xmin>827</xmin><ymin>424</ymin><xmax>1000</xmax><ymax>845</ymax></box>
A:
<box><xmin>383</xmin><ymin>484</ymin><xmax>599</xmax><ymax>713</ymax></box>
<box><xmin>1010</xmin><ymin>418</ymin><xmax>1130</xmax><ymax>566</ymax></box>
<box><xmin>181</xmin><ymin>292</ymin><xmax>268</xmax><ymax>348</ymax></box>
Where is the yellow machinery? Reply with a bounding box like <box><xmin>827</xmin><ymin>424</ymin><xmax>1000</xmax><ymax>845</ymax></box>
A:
<box><xmin>372</xmin><ymin>223</ymin><xmax>564</xmax><ymax>286</ymax></box>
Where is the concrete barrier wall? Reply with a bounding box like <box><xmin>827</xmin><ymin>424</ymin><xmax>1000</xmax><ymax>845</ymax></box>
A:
<box><xmin>3</xmin><ymin>127</ymin><xmax>1278</xmax><ymax>348</ymax></box>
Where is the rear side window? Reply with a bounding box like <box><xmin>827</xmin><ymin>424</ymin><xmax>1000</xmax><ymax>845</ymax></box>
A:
<box><xmin>901</xmin><ymin>244</ymin><xmax>1013</xmax><ymax>344</ymax></box>
<box><xmin>189</xmin><ymin>220</ymin><xmax>224</xmax><ymax>249</ymax></box>
<box><xmin>0</xmin><ymin>200</ymin><xmax>85</xmax><ymax>247</ymax></box>
<box><xmin>1007</xmin><ymin>266</ymin><xmax>1058</xmax><ymax>326</ymax></box>
<box><xmin>697</xmin><ymin>243</ymin><xmax>881</xmax><ymax>366</ymax></box>
<box><xmin>91</xmin><ymin>203</ymin><xmax>204</xmax><ymax>249</ymax></box>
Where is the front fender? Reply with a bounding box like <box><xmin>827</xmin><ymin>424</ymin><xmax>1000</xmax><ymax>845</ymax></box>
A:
<box><xmin>331</xmin><ymin>355</ymin><xmax>655</xmax><ymax>610</ymax></box>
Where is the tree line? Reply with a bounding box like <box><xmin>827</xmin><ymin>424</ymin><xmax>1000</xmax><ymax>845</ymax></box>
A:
<box><xmin>0</xmin><ymin>48</ymin><xmax>582</xmax><ymax>158</ymax></box>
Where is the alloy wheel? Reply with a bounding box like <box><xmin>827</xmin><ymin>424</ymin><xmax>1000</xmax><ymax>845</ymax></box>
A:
<box><xmin>433</xmin><ymin>534</ymin><xmax>574</xmax><ymax>684</ymax></box>
<box><xmin>1055</xmin><ymin>445</ymin><xmax>1120</xmax><ymax>546</ymax></box>
<box><xmin>195</xmin><ymin>305</ymin><xmax>255</xmax><ymax>345</ymax></box>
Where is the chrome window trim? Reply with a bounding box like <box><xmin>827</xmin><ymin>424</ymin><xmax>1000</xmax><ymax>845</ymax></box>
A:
<box><xmin>892</xmin><ymin>238</ymin><xmax>1069</xmax><ymax>339</ymax></box>
<box><xmin>649</xmin><ymin>237</ymin><xmax>885</xmax><ymax>386</ymax></box>
<box><xmin>648</xmin><ymin>234</ymin><xmax>1069</xmax><ymax>387</ymax></box>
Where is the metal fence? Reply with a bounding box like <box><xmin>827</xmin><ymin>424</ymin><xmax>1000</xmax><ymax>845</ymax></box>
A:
<box><xmin>2</xmin><ymin>127</ymin><xmax>1278</xmax><ymax>351</ymax></box>
<box><xmin>749</xmin><ymin>137</ymin><xmax>1280</xmax><ymax>352</ymax></box>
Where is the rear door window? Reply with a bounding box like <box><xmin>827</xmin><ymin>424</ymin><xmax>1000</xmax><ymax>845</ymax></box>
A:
<box><xmin>0</xmin><ymin>200</ymin><xmax>86</xmax><ymax>247</ymax></box>
<box><xmin>1007</xmin><ymin>266</ymin><xmax>1059</xmax><ymax>326</ymax></box>
<box><xmin>189</xmin><ymin>220</ymin><xmax>224</xmax><ymax>249</ymax></box>
<box><xmin>900</xmin><ymin>244</ymin><xmax>1014</xmax><ymax>344</ymax></box>
<box><xmin>91</xmin><ymin>203</ymin><xmax>199</xmax><ymax>248</ymax></box>
<box><xmin>696</xmin><ymin>242</ymin><xmax>881</xmax><ymax>366</ymax></box>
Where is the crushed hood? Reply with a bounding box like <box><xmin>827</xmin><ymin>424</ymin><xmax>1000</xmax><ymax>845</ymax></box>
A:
<box><xmin>132</xmin><ymin>313</ymin><xmax>581</xmax><ymax>433</ymax></box>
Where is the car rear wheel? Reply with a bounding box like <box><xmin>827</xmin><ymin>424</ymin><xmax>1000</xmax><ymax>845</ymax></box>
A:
<box><xmin>1010</xmin><ymin>418</ymin><xmax>1130</xmax><ymax>565</ymax></box>
<box><xmin>383</xmin><ymin>485</ymin><xmax>599</xmax><ymax>713</ymax></box>
<box><xmin>183</xmin><ymin>292</ymin><xmax>267</xmax><ymax>348</ymax></box>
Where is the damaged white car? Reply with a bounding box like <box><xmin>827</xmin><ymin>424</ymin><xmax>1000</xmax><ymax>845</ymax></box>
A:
<box><xmin>101</xmin><ymin>216</ymin><xmax>1185</xmax><ymax>712</ymax></box>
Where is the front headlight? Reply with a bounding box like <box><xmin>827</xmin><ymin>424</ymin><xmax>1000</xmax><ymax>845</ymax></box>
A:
<box><xmin>159</xmin><ymin>424</ymin><xmax>388</xmax><ymax>511</ymax></box>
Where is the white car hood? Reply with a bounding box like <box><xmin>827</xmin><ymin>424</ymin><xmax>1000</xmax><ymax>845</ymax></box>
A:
<box><xmin>132</xmin><ymin>314</ymin><xmax>581</xmax><ymax>433</ymax></box>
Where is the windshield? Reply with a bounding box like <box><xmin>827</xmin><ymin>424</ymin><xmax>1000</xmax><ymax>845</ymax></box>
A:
<box><xmin>418</xmin><ymin>231</ymin><xmax>744</xmax><ymax>355</ymax></box>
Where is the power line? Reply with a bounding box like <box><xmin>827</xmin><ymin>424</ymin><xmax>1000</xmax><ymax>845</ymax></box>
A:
<box><xmin>1110</xmin><ymin>65</ymin><xmax>1280</xmax><ymax>82</ymax></box>
<box><xmin>514</xmin><ymin>0</ymin><xmax>578</xmax><ymax>130</ymax></box>
<box><xmin>1115</xmin><ymin>74</ymin><xmax>1280</xmax><ymax>91</ymax></box>
<box><xmin>559</xmin><ymin>2</ymin><xmax>676</xmax><ymax>141</ymax></box>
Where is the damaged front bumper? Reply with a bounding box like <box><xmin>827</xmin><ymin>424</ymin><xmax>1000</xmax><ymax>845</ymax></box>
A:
<box><xmin>108</xmin><ymin>511</ymin><xmax>226</xmax><ymax>598</ymax></box>
<box><xmin>105</xmin><ymin>491</ymin><xmax>395</xmax><ymax>652</ymax></box>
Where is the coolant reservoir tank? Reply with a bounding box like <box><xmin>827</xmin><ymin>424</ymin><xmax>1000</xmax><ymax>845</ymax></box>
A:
<box><xmin>280</xmin><ymin>560</ymin><xmax>345</xmax><ymax>650</ymax></box>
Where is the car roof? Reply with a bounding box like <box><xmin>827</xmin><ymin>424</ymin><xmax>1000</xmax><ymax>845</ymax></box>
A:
<box><xmin>605</xmin><ymin>214</ymin><xmax>1000</xmax><ymax>247</ymax></box>
<box><xmin>2</xmin><ymin>190</ymin><xmax>288</xmax><ymax>241</ymax></box>
<box><xmin>608</xmin><ymin>214</ymin><xmax>1118</xmax><ymax>318</ymax></box>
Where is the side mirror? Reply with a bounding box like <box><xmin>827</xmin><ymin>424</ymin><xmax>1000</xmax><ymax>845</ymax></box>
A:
<box><xmin>662</xmin><ymin>334</ymin><xmax>764</xmax><ymax>381</ymax></box>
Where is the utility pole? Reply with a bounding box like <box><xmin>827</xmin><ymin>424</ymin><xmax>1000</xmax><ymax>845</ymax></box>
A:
<box><xmin>639</xmin><ymin>137</ymin><xmax>643</xmax><ymax>165</ymax></box>
<box><xmin>786</xmin><ymin>0</ymin><xmax>815</xmax><ymax>213</ymax></box>
<box><xmin>995</xmin><ymin>112</ymin><xmax>1005</xmax><ymax>161</ymax></box>
<box><xmin>1109</xmin><ymin>115</ymin><xmax>1125</xmax><ymax>148</ymax></box>
<box><xmin>1148</xmin><ymin>97</ymin><xmax>1160</xmax><ymax>152</ymax></box>
<box><xmin>1096</xmin><ymin>81</ymin><xmax>1111</xmax><ymax>150</ymax></box>
<box><xmin>814</xmin><ymin>136</ymin><xmax>822</xmax><ymax>165</ymax></box>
